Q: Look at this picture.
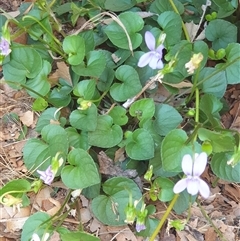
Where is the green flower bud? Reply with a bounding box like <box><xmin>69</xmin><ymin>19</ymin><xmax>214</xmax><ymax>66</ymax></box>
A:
<box><xmin>216</xmin><ymin>48</ymin><xmax>226</xmax><ymax>60</ymax></box>
<box><xmin>202</xmin><ymin>141</ymin><xmax>213</xmax><ymax>155</ymax></box>
<box><xmin>208</xmin><ymin>49</ymin><xmax>216</xmax><ymax>59</ymax></box>
<box><xmin>186</xmin><ymin>108</ymin><xmax>195</xmax><ymax>117</ymax></box>
<box><xmin>124</xmin><ymin>130</ymin><xmax>133</xmax><ymax>139</ymax></box>
<box><xmin>144</xmin><ymin>165</ymin><xmax>153</xmax><ymax>181</ymax></box>
<box><xmin>211</xmin><ymin>12</ymin><xmax>217</xmax><ymax>19</ymax></box>
<box><xmin>205</xmin><ymin>14</ymin><xmax>212</xmax><ymax>21</ymax></box>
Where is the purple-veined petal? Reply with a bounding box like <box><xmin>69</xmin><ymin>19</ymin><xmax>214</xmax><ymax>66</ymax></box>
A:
<box><xmin>173</xmin><ymin>178</ymin><xmax>188</xmax><ymax>194</ymax></box>
<box><xmin>156</xmin><ymin>60</ymin><xmax>164</xmax><ymax>69</ymax></box>
<box><xmin>198</xmin><ymin>178</ymin><xmax>210</xmax><ymax>199</ymax></box>
<box><xmin>156</xmin><ymin>44</ymin><xmax>164</xmax><ymax>54</ymax></box>
<box><xmin>182</xmin><ymin>154</ymin><xmax>193</xmax><ymax>175</ymax></box>
<box><xmin>136</xmin><ymin>223</ymin><xmax>146</xmax><ymax>232</ymax></box>
<box><xmin>186</xmin><ymin>178</ymin><xmax>199</xmax><ymax>196</ymax></box>
<box><xmin>138</xmin><ymin>52</ymin><xmax>153</xmax><ymax>67</ymax></box>
<box><xmin>193</xmin><ymin>152</ymin><xmax>207</xmax><ymax>176</ymax></box>
<box><xmin>145</xmin><ymin>31</ymin><xmax>155</xmax><ymax>51</ymax></box>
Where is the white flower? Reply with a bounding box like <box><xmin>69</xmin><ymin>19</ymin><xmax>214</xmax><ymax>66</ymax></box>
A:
<box><xmin>31</xmin><ymin>233</ymin><xmax>49</xmax><ymax>241</ymax></box>
<box><xmin>173</xmin><ymin>152</ymin><xmax>210</xmax><ymax>199</ymax></box>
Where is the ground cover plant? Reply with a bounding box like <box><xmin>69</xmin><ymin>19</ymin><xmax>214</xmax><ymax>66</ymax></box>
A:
<box><xmin>0</xmin><ymin>0</ymin><xmax>240</xmax><ymax>240</ymax></box>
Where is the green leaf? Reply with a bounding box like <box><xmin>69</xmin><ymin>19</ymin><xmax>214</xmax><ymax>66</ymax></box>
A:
<box><xmin>63</xmin><ymin>35</ymin><xmax>85</xmax><ymax>65</ymax></box>
<box><xmin>161</xmin><ymin>129</ymin><xmax>200</xmax><ymax>172</ymax></box>
<box><xmin>199</xmin><ymin>94</ymin><xmax>222</xmax><ymax>127</ymax></box>
<box><xmin>199</xmin><ymin>67</ymin><xmax>227</xmax><ymax>98</ymax></box>
<box><xmin>61</xmin><ymin>148</ymin><xmax>100</xmax><ymax>189</ymax></box>
<box><xmin>129</xmin><ymin>98</ymin><xmax>155</xmax><ymax>121</ymax></box>
<box><xmin>108</xmin><ymin>106</ymin><xmax>128</xmax><ymax>126</ymax></box>
<box><xmin>73</xmin><ymin>79</ymin><xmax>97</xmax><ymax>99</ymax></box>
<box><xmin>104</xmin><ymin>12</ymin><xmax>144</xmax><ymax>50</ymax></box>
<box><xmin>66</xmin><ymin>127</ymin><xmax>89</xmax><ymax>150</ymax></box>
<box><xmin>61</xmin><ymin>232</ymin><xmax>100</xmax><ymax>241</ymax></box>
<box><xmin>97</xmin><ymin>67</ymin><xmax>115</xmax><ymax>91</ymax></box>
<box><xmin>69</xmin><ymin>104</ymin><xmax>98</xmax><ymax>131</ymax></box>
<box><xmin>21</xmin><ymin>212</ymin><xmax>51</xmax><ymax>241</ymax></box>
<box><xmin>104</xmin><ymin>0</ymin><xmax>137</xmax><ymax>11</ymax></box>
<box><xmin>32</xmin><ymin>97</ymin><xmax>48</xmax><ymax>111</ymax></box>
<box><xmin>153</xmin><ymin>104</ymin><xmax>182</xmax><ymax>136</ymax></box>
<box><xmin>23</xmin><ymin>124</ymin><xmax>68</xmax><ymax>174</ymax></box>
<box><xmin>110</xmin><ymin>65</ymin><xmax>142</xmax><ymax>102</ymax></box>
<box><xmin>126</xmin><ymin>128</ymin><xmax>155</xmax><ymax>160</ymax></box>
<box><xmin>3</xmin><ymin>44</ymin><xmax>42</xmax><ymax>86</ymax></box>
<box><xmin>26</xmin><ymin>60</ymin><xmax>51</xmax><ymax>98</ymax></box>
<box><xmin>153</xmin><ymin>177</ymin><xmax>175</xmax><ymax>202</ymax></box>
<box><xmin>91</xmin><ymin>177</ymin><xmax>142</xmax><ymax>226</ymax></box>
<box><xmin>157</xmin><ymin>11</ymin><xmax>182</xmax><ymax>46</ymax></box>
<box><xmin>198</xmin><ymin>128</ymin><xmax>235</xmax><ymax>153</ymax></box>
<box><xmin>211</xmin><ymin>152</ymin><xmax>240</xmax><ymax>183</ymax></box>
<box><xmin>79</xmin><ymin>30</ymin><xmax>95</xmax><ymax>54</ymax></box>
<box><xmin>218</xmin><ymin>43</ymin><xmax>240</xmax><ymax>84</ymax></box>
<box><xmin>88</xmin><ymin>115</ymin><xmax>123</xmax><ymax>148</ymax></box>
<box><xmin>205</xmin><ymin>19</ymin><xmax>237</xmax><ymax>50</ymax></box>
<box><xmin>72</xmin><ymin>50</ymin><xmax>106</xmax><ymax>77</ymax></box>
<box><xmin>150</xmin><ymin>0</ymin><xmax>184</xmax><ymax>14</ymax></box>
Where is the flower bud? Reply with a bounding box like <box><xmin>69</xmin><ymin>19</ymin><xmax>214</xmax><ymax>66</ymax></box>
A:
<box><xmin>216</xmin><ymin>48</ymin><xmax>226</xmax><ymax>60</ymax></box>
<box><xmin>201</xmin><ymin>141</ymin><xmax>212</xmax><ymax>155</ymax></box>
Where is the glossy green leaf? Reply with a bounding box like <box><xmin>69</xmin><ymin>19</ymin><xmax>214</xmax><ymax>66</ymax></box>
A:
<box><xmin>157</xmin><ymin>11</ymin><xmax>182</xmax><ymax>46</ymax></box>
<box><xmin>205</xmin><ymin>19</ymin><xmax>237</xmax><ymax>50</ymax></box>
<box><xmin>126</xmin><ymin>128</ymin><xmax>155</xmax><ymax>160</ymax></box>
<box><xmin>69</xmin><ymin>104</ymin><xmax>98</xmax><ymax>131</ymax></box>
<box><xmin>3</xmin><ymin>45</ymin><xmax>42</xmax><ymax>86</ymax></box>
<box><xmin>21</xmin><ymin>212</ymin><xmax>51</xmax><ymax>241</ymax></box>
<box><xmin>23</xmin><ymin>124</ymin><xmax>68</xmax><ymax>174</ymax></box>
<box><xmin>211</xmin><ymin>152</ymin><xmax>240</xmax><ymax>183</ymax></box>
<box><xmin>104</xmin><ymin>12</ymin><xmax>144</xmax><ymax>50</ymax></box>
<box><xmin>72</xmin><ymin>50</ymin><xmax>106</xmax><ymax>77</ymax></box>
<box><xmin>63</xmin><ymin>35</ymin><xmax>85</xmax><ymax>65</ymax></box>
<box><xmin>199</xmin><ymin>67</ymin><xmax>227</xmax><ymax>98</ymax></box>
<box><xmin>61</xmin><ymin>148</ymin><xmax>100</xmax><ymax>189</ymax></box>
<box><xmin>91</xmin><ymin>177</ymin><xmax>142</xmax><ymax>225</ymax></box>
<box><xmin>110</xmin><ymin>65</ymin><xmax>142</xmax><ymax>101</ymax></box>
<box><xmin>26</xmin><ymin>60</ymin><xmax>51</xmax><ymax>98</ymax></box>
<box><xmin>153</xmin><ymin>104</ymin><xmax>182</xmax><ymax>136</ymax></box>
<box><xmin>129</xmin><ymin>98</ymin><xmax>155</xmax><ymax>121</ymax></box>
<box><xmin>73</xmin><ymin>79</ymin><xmax>96</xmax><ymax>99</ymax></box>
<box><xmin>150</xmin><ymin>0</ymin><xmax>184</xmax><ymax>14</ymax></box>
<box><xmin>198</xmin><ymin>128</ymin><xmax>235</xmax><ymax>153</ymax></box>
<box><xmin>108</xmin><ymin>106</ymin><xmax>128</xmax><ymax>126</ymax></box>
<box><xmin>88</xmin><ymin>115</ymin><xmax>123</xmax><ymax>148</ymax></box>
<box><xmin>161</xmin><ymin>129</ymin><xmax>200</xmax><ymax>172</ymax></box>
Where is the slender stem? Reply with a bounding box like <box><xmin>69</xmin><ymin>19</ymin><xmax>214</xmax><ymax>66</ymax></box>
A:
<box><xmin>196</xmin><ymin>199</ymin><xmax>228</xmax><ymax>241</ymax></box>
<box><xmin>149</xmin><ymin>194</ymin><xmax>179</xmax><ymax>241</ymax></box>
<box><xmin>169</xmin><ymin>0</ymin><xmax>190</xmax><ymax>42</ymax></box>
<box><xmin>195</xmin><ymin>88</ymin><xmax>199</xmax><ymax>124</ymax></box>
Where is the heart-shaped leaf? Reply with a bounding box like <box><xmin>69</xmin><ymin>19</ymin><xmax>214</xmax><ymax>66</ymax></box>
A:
<box><xmin>161</xmin><ymin>129</ymin><xmax>201</xmax><ymax>172</ymax></box>
<box><xmin>110</xmin><ymin>65</ymin><xmax>142</xmax><ymax>101</ymax></box>
<box><xmin>63</xmin><ymin>35</ymin><xmax>85</xmax><ymax>65</ymax></box>
<box><xmin>104</xmin><ymin>12</ymin><xmax>144</xmax><ymax>50</ymax></box>
<box><xmin>72</xmin><ymin>50</ymin><xmax>106</xmax><ymax>77</ymax></box>
<box><xmin>23</xmin><ymin>124</ymin><xmax>68</xmax><ymax>174</ymax></box>
<box><xmin>108</xmin><ymin>106</ymin><xmax>128</xmax><ymax>126</ymax></box>
<box><xmin>153</xmin><ymin>104</ymin><xmax>182</xmax><ymax>136</ymax></box>
<box><xmin>211</xmin><ymin>152</ymin><xmax>240</xmax><ymax>183</ymax></box>
<box><xmin>61</xmin><ymin>148</ymin><xmax>100</xmax><ymax>189</ymax></box>
<box><xmin>91</xmin><ymin>177</ymin><xmax>142</xmax><ymax>225</ymax></box>
<box><xmin>126</xmin><ymin>128</ymin><xmax>154</xmax><ymax>160</ymax></box>
<box><xmin>69</xmin><ymin>104</ymin><xmax>98</xmax><ymax>131</ymax></box>
<box><xmin>88</xmin><ymin>115</ymin><xmax>123</xmax><ymax>148</ymax></box>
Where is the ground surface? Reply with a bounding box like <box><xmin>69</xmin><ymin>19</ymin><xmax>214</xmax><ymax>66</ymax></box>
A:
<box><xmin>0</xmin><ymin>1</ymin><xmax>240</xmax><ymax>241</ymax></box>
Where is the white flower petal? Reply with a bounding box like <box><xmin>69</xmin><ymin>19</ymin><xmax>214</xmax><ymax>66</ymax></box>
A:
<box><xmin>182</xmin><ymin>154</ymin><xmax>193</xmax><ymax>175</ymax></box>
<box><xmin>187</xmin><ymin>179</ymin><xmax>199</xmax><ymax>196</ymax></box>
<box><xmin>148</xmin><ymin>55</ymin><xmax>159</xmax><ymax>69</ymax></box>
<box><xmin>138</xmin><ymin>52</ymin><xmax>152</xmax><ymax>67</ymax></box>
<box><xmin>193</xmin><ymin>152</ymin><xmax>207</xmax><ymax>176</ymax></box>
<box><xmin>156</xmin><ymin>44</ymin><xmax>164</xmax><ymax>54</ymax></box>
<box><xmin>156</xmin><ymin>60</ymin><xmax>164</xmax><ymax>69</ymax></box>
<box><xmin>198</xmin><ymin>179</ymin><xmax>210</xmax><ymax>199</ymax></box>
<box><xmin>145</xmin><ymin>31</ymin><xmax>155</xmax><ymax>51</ymax></box>
<box><xmin>173</xmin><ymin>179</ymin><xmax>188</xmax><ymax>194</ymax></box>
<box><xmin>31</xmin><ymin>233</ymin><xmax>40</xmax><ymax>241</ymax></box>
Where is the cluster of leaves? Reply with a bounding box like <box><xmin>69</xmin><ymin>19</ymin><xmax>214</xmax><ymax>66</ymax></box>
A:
<box><xmin>0</xmin><ymin>0</ymin><xmax>240</xmax><ymax>240</ymax></box>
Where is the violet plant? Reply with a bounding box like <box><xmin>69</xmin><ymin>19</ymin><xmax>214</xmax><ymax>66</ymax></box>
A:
<box><xmin>0</xmin><ymin>0</ymin><xmax>239</xmax><ymax>241</ymax></box>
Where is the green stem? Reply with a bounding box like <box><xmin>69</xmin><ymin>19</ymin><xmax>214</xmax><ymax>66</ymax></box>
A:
<box><xmin>196</xmin><ymin>199</ymin><xmax>228</xmax><ymax>241</ymax></box>
<box><xmin>149</xmin><ymin>194</ymin><xmax>179</xmax><ymax>241</ymax></box>
<box><xmin>169</xmin><ymin>0</ymin><xmax>190</xmax><ymax>42</ymax></box>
